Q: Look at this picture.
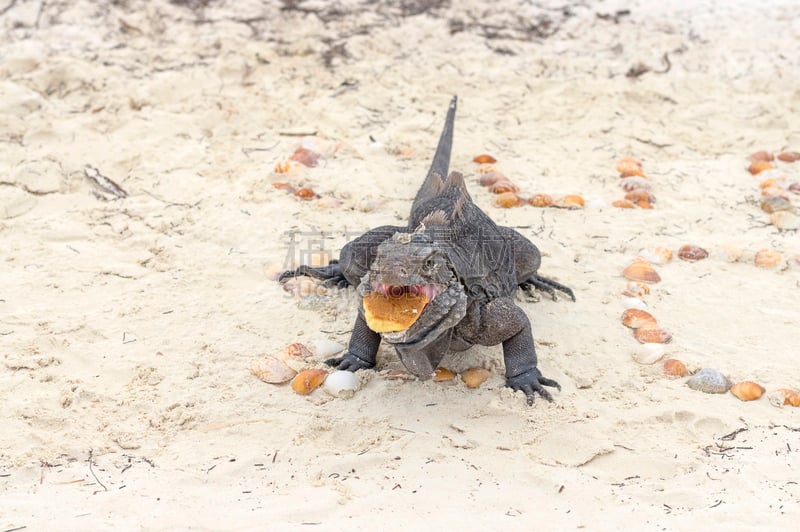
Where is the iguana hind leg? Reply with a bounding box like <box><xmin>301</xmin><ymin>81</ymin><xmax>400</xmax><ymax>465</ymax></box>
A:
<box><xmin>501</xmin><ymin>226</ymin><xmax>575</xmax><ymax>301</ymax></box>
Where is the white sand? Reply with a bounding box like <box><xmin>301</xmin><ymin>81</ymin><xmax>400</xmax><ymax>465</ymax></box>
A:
<box><xmin>2</xmin><ymin>0</ymin><xmax>799</xmax><ymax>529</ymax></box>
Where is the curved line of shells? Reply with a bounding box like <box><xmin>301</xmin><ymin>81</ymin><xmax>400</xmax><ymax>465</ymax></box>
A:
<box><xmin>620</xmin><ymin>243</ymin><xmax>799</xmax><ymax>406</ymax></box>
<box><xmin>249</xmin><ymin>341</ymin><xmax>495</xmax><ymax>398</ymax></box>
<box><xmin>746</xmin><ymin>150</ymin><xmax>800</xmax><ymax>230</ymax></box>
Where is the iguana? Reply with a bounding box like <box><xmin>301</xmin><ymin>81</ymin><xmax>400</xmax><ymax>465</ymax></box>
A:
<box><xmin>280</xmin><ymin>96</ymin><xmax>574</xmax><ymax>404</ymax></box>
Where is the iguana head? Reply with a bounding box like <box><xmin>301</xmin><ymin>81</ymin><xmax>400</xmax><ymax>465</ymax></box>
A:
<box><xmin>358</xmin><ymin>231</ymin><xmax>466</xmax><ymax>343</ymax></box>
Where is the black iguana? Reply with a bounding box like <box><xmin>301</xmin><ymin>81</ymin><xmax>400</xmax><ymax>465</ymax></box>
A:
<box><xmin>280</xmin><ymin>96</ymin><xmax>574</xmax><ymax>404</ymax></box>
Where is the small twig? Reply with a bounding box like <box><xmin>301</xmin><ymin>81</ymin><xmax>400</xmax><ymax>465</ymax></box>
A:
<box><xmin>87</xmin><ymin>450</ymin><xmax>108</xmax><ymax>492</ymax></box>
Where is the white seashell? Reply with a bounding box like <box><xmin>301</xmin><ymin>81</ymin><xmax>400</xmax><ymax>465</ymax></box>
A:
<box><xmin>323</xmin><ymin>370</ymin><xmax>359</xmax><ymax>398</ymax></box>
<box><xmin>770</xmin><ymin>211</ymin><xmax>800</xmax><ymax>231</ymax></box>
<box><xmin>619</xmin><ymin>176</ymin><xmax>652</xmax><ymax>192</ymax></box>
<box><xmin>632</xmin><ymin>343</ymin><xmax>666</xmax><ymax>364</ymax></box>
<box><xmin>586</xmin><ymin>198</ymin><xmax>608</xmax><ymax>209</ymax></box>
<box><xmin>312</xmin><ymin>339</ymin><xmax>346</xmax><ymax>359</ymax></box>
<box><xmin>754</xmin><ymin>168</ymin><xmax>786</xmax><ymax>183</ymax></box>
<box><xmin>686</xmin><ymin>368</ymin><xmax>732</xmax><ymax>394</ymax></box>
<box><xmin>250</xmin><ymin>356</ymin><xmax>297</xmax><ymax>383</ymax></box>
<box><xmin>620</xmin><ymin>296</ymin><xmax>647</xmax><ymax>310</ymax></box>
<box><xmin>638</xmin><ymin>246</ymin><xmax>673</xmax><ymax>265</ymax></box>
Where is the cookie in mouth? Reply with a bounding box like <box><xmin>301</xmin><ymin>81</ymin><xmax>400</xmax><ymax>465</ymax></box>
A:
<box><xmin>362</xmin><ymin>284</ymin><xmax>437</xmax><ymax>333</ymax></box>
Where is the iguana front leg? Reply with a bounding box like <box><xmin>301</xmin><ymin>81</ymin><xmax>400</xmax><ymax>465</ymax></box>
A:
<box><xmin>463</xmin><ymin>297</ymin><xmax>560</xmax><ymax>404</ymax></box>
<box><xmin>326</xmin><ymin>310</ymin><xmax>380</xmax><ymax>371</ymax></box>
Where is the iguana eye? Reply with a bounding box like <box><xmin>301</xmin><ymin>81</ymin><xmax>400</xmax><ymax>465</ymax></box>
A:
<box><xmin>424</xmin><ymin>258</ymin><xmax>436</xmax><ymax>270</ymax></box>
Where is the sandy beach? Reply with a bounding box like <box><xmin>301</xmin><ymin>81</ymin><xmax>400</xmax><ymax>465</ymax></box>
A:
<box><xmin>2</xmin><ymin>0</ymin><xmax>799</xmax><ymax>529</ymax></box>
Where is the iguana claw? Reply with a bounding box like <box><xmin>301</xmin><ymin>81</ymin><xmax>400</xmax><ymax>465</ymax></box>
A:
<box><xmin>325</xmin><ymin>352</ymin><xmax>375</xmax><ymax>372</ymax></box>
<box><xmin>506</xmin><ymin>368</ymin><xmax>561</xmax><ymax>405</ymax></box>
<box><xmin>279</xmin><ymin>262</ymin><xmax>350</xmax><ymax>288</ymax></box>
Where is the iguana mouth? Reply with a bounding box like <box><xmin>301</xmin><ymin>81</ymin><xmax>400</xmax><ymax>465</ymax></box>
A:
<box><xmin>370</xmin><ymin>282</ymin><xmax>441</xmax><ymax>300</ymax></box>
<box><xmin>362</xmin><ymin>282</ymin><xmax>444</xmax><ymax>333</ymax></box>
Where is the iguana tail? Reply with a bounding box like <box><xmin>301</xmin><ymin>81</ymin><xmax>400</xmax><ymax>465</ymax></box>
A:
<box><xmin>413</xmin><ymin>96</ymin><xmax>457</xmax><ymax>206</ymax></box>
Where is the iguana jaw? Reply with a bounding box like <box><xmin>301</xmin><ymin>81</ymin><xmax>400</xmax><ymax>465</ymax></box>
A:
<box><xmin>370</xmin><ymin>281</ymin><xmax>442</xmax><ymax>301</ymax></box>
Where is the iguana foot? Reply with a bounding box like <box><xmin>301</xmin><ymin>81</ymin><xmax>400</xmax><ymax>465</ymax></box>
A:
<box><xmin>279</xmin><ymin>261</ymin><xmax>350</xmax><ymax>288</ymax></box>
<box><xmin>506</xmin><ymin>368</ymin><xmax>561</xmax><ymax>405</ymax></box>
<box><xmin>520</xmin><ymin>274</ymin><xmax>575</xmax><ymax>302</ymax></box>
<box><xmin>325</xmin><ymin>352</ymin><xmax>375</xmax><ymax>372</ymax></box>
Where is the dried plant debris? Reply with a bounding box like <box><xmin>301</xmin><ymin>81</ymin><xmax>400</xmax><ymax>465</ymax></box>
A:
<box><xmin>84</xmin><ymin>165</ymin><xmax>128</xmax><ymax>199</ymax></box>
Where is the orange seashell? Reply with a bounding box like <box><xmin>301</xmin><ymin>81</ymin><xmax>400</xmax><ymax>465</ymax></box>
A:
<box><xmin>460</xmin><ymin>368</ymin><xmax>491</xmax><ymax>389</ymax></box>
<box><xmin>639</xmin><ymin>246</ymin><xmax>673</xmax><ymax>265</ymax></box>
<box><xmin>492</xmin><ymin>192</ymin><xmax>523</xmax><ymax>208</ymax></box>
<box><xmin>473</xmin><ymin>154</ymin><xmax>497</xmax><ymax>164</ymax></box>
<box><xmin>663</xmin><ymin>358</ymin><xmax>688</xmax><ymax>378</ymax></box>
<box><xmin>291</xmin><ymin>369</ymin><xmax>328</xmax><ymax>395</ymax></box>
<box><xmin>754</xmin><ymin>248</ymin><xmax>782</xmax><ymax>268</ymax></box>
<box><xmin>274</xmin><ymin>160</ymin><xmax>300</xmax><ymax>174</ymax></box>
<box><xmin>273</xmin><ymin>181</ymin><xmax>295</xmax><ymax>192</ymax></box>
<box><xmin>730</xmin><ymin>381</ymin><xmax>765</xmax><ymax>402</ymax></box>
<box><xmin>636</xmin><ymin>200</ymin><xmax>654</xmax><ymax>209</ymax></box>
<box><xmin>529</xmin><ymin>193</ymin><xmax>554</xmax><ymax>207</ymax></box>
<box><xmin>625</xmin><ymin>189</ymin><xmax>655</xmax><ymax>203</ymax></box>
<box><xmin>489</xmin><ymin>180</ymin><xmax>520</xmax><ymax>194</ymax></box>
<box><xmin>289</xmin><ymin>147</ymin><xmax>320</xmax><ymax>167</ymax></box>
<box><xmin>634</xmin><ymin>326</ymin><xmax>672</xmax><ymax>344</ymax></box>
<box><xmin>617</xmin><ymin>156</ymin><xmax>643</xmax><ymax>177</ymax></box>
<box><xmin>748</xmin><ymin>161</ymin><xmax>774</xmax><ymax>175</ymax></box>
<box><xmin>758</xmin><ymin>178</ymin><xmax>783</xmax><ymax>190</ymax></box>
<box><xmin>777</xmin><ymin>151</ymin><xmax>800</xmax><ymax>163</ymax></box>
<box><xmin>612</xmin><ymin>199</ymin><xmax>636</xmax><ymax>209</ymax></box>
<box><xmin>748</xmin><ymin>150</ymin><xmax>774</xmax><ymax>162</ymax></box>
<box><xmin>477</xmin><ymin>163</ymin><xmax>498</xmax><ymax>175</ymax></box>
<box><xmin>433</xmin><ymin>367</ymin><xmax>456</xmax><ymax>382</ymax></box>
<box><xmin>760</xmin><ymin>186</ymin><xmax>787</xmax><ymax>198</ymax></box>
<box><xmin>622</xmin><ymin>258</ymin><xmax>661</xmax><ymax>283</ymax></box>
<box><xmin>621</xmin><ymin>308</ymin><xmax>658</xmax><ymax>329</ymax></box>
<box><xmin>776</xmin><ymin>388</ymin><xmax>800</xmax><ymax>407</ymax></box>
<box><xmin>622</xmin><ymin>281</ymin><xmax>650</xmax><ymax>298</ymax></box>
<box><xmin>556</xmin><ymin>194</ymin><xmax>585</xmax><ymax>208</ymax></box>
<box><xmin>479</xmin><ymin>172</ymin><xmax>505</xmax><ymax>187</ymax></box>
<box><xmin>294</xmin><ymin>187</ymin><xmax>317</xmax><ymax>200</ymax></box>
<box><xmin>678</xmin><ymin>244</ymin><xmax>709</xmax><ymax>262</ymax></box>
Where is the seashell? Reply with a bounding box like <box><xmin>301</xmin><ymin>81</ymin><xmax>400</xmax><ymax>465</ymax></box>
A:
<box><xmin>719</xmin><ymin>245</ymin><xmax>743</xmax><ymax>263</ymax></box>
<box><xmin>461</xmin><ymin>368</ymin><xmax>491</xmax><ymax>389</ymax></box>
<box><xmin>748</xmin><ymin>160</ymin><xmax>774</xmax><ymax>175</ymax></box>
<box><xmin>639</xmin><ymin>246</ymin><xmax>673</xmax><ymax>265</ymax></box>
<box><xmin>625</xmin><ymin>189</ymin><xmax>655</xmax><ymax>204</ymax></box>
<box><xmin>634</xmin><ymin>326</ymin><xmax>672</xmax><ymax>344</ymax></box>
<box><xmin>489</xmin><ymin>180</ymin><xmax>520</xmax><ymax>194</ymax></box>
<box><xmin>621</xmin><ymin>308</ymin><xmax>657</xmax><ymax>329</ymax></box>
<box><xmin>433</xmin><ymin>367</ymin><xmax>456</xmax><ymax>382</ymax></box>
<box><xmin>663</xmin><ymin>358</ymin><xmax>688</xmax><ymax>378</ymax></box>
<box><xmin>322</xmin><ymin>370</ymin><xmax>359</xmax><ymax>398</ymax></box>
<box><xmin>790</xmin><ymin>183</ymin><xmax>800</xmax><ymax>194</ymax></box>
<box><xmin>612</xmin><ymin>199</ymin><xmax>636</xmax><ymax>209</ymax></box>
<box><xmin>754</xmin><ymin>168</ymin><xmax>787</xmax><ymax>183</ymax></box>
<box><xmin>760</xmin><ymin>186</ymin><xmax>787</xmax><ymax>198</ymax></box>
<box><xmin>616</xmin><ymin>156</ymin><xmax>644</xmax><ymax>177</ymax></box>
<box><xmin>620</xmin><ymin>296</ymin><xmax>647</xmax><ymax>310</ymax></box>
<box><xmin>385</xmin><ymin>369</ymin><xmax>414</xmax><ymax>380</ymax></box>
<box><xmin>622</xmin><ymin>281</ymin><xmax>650</xmax><ymax>298</ymax></box>
<box><xmin>477</xmin><ymin>163</ymin><xmax>498</xmax><ymax>175</ymax></box>
<box><xmin>760</xmin><ymin>196</ymin><xmax>793</xmax><ymax>213</ymax></box>
<box><xmin>777</xmin><ymin>151</ymin><xmax>800</xmax><ymax>162</ymax></box>
<box><xmin>311</xmin><ymin>339</ymin><xmax>345</xmax><ymax>359</ymax></box>
<box><xmin>556</xmin><ymin>194</ymin><xmax>585</xmax><ymax>208</ymax></box>
<box><xmin>278</xmin><ymin>342</ymin><xmax>313</xmax><ymax>361</ymax></box>
<box><xmin>294</xmin><ymin>187</ymin><xmax>317</xmax><ymax>200</ymax></box>
<box><xmin>729</xmin><ymin>381</ymin><xmax>765</xmax><ymax>402</ymax></box>
<box><xmin>529</xmin><ymin>193</ymin><xmax>554</xmax><ymax>207</ymax></box>
<box><xmin>622</xmin><ymin>258</ymin><xmax>661</xmax><ymax>283</ymax></box>
<box><xmin>748</xmin><ymin>150</ymin><xmax>774</xmax><ymax>162</ymax></box>
<box><xmin>775</xmin><ymin>388</ymin><xmax>800</xmax><ymax>407</ymax></box>
<box><xmin>758</xmin><ymin>178</ymin><xmax>786</xmax><ymax>190</ymax></box>
<box><xmin>272</xmin><ymin>181</ymin><xmax>295</xmax><ymax>192</ymax></box>
<box><xmin>687</xmin><ymin>368</ymin><xmax>732</xmax><ymax>394</ymax></box>
<box><xmin>250</xmin><ymin>356</ymin><xmax>297</xmax><ymax>384</ymax></box>
<box><xmin>291</xmin><ymin>368</ymin><xmax>328</xmax><ymax>395</ymax></box>
<box><xmin>316</xmin><ymin>196</ymin><xmax>342</xmax><ymax>208</ymax></box>
<box><xmin>632</xmin><ymin>343</ymin><xmax>665</xmax><ymax>365</ymax></box>
<box><xmin>274</xmin><ymin>160</ymin><xmax>301</xmax><ymax>174</ymax></box>
<box><xmin>479</xmin><ymin>172</ymin><xmax>505</xmax><ymax>187</ymax></box>
<box><xmin>586</xmin><ymin>198</ymin><xmax>609</xmax><ymax>209</ymax></box>
<box><xmin>770</xmin><ymin>211</ymin><xmax>800</xmax><ymax>230</ymax></box>
<box><xmin>492</xmin><ymin>192</ymin><xmax>523</xmax><ymax>208</ymax></box>
<box><xmin>620</xmin><ymin>177</ymin><xmax>651</xmax><ymax>192</ymax></box>
<box><xmin>754</xmin><ymin>248</ymin><xmax>782</xmax><ymax>268</ymax></box>
<box><xmin>677</xmin><ymin>244</ymin><xmax>709</xmax><ymax>262</ymax></box>
<box><xmin>473</xmin><ymin>154</ymin><xmax>497</xmax><ymax>164</ymax></box>
<box><xmin>357</xmin><ymin>198</ymin><xmax>381</xmax><ymax>212</ymax></box>
<box><xmin>636</xmin><ymin>200</ymin><xmax>654</xmax><ymax>209</ymax></box>
<box><xmin>289</xmin><ymin>147</ymin><xmax>320</xmax><ymax>167</ymax></box>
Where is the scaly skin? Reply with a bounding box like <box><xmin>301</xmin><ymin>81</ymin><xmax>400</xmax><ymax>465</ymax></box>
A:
<box><xmin>281</xmin><ymin>96</ymin><xmax>574</xmax><ymax>404</ymax></box>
